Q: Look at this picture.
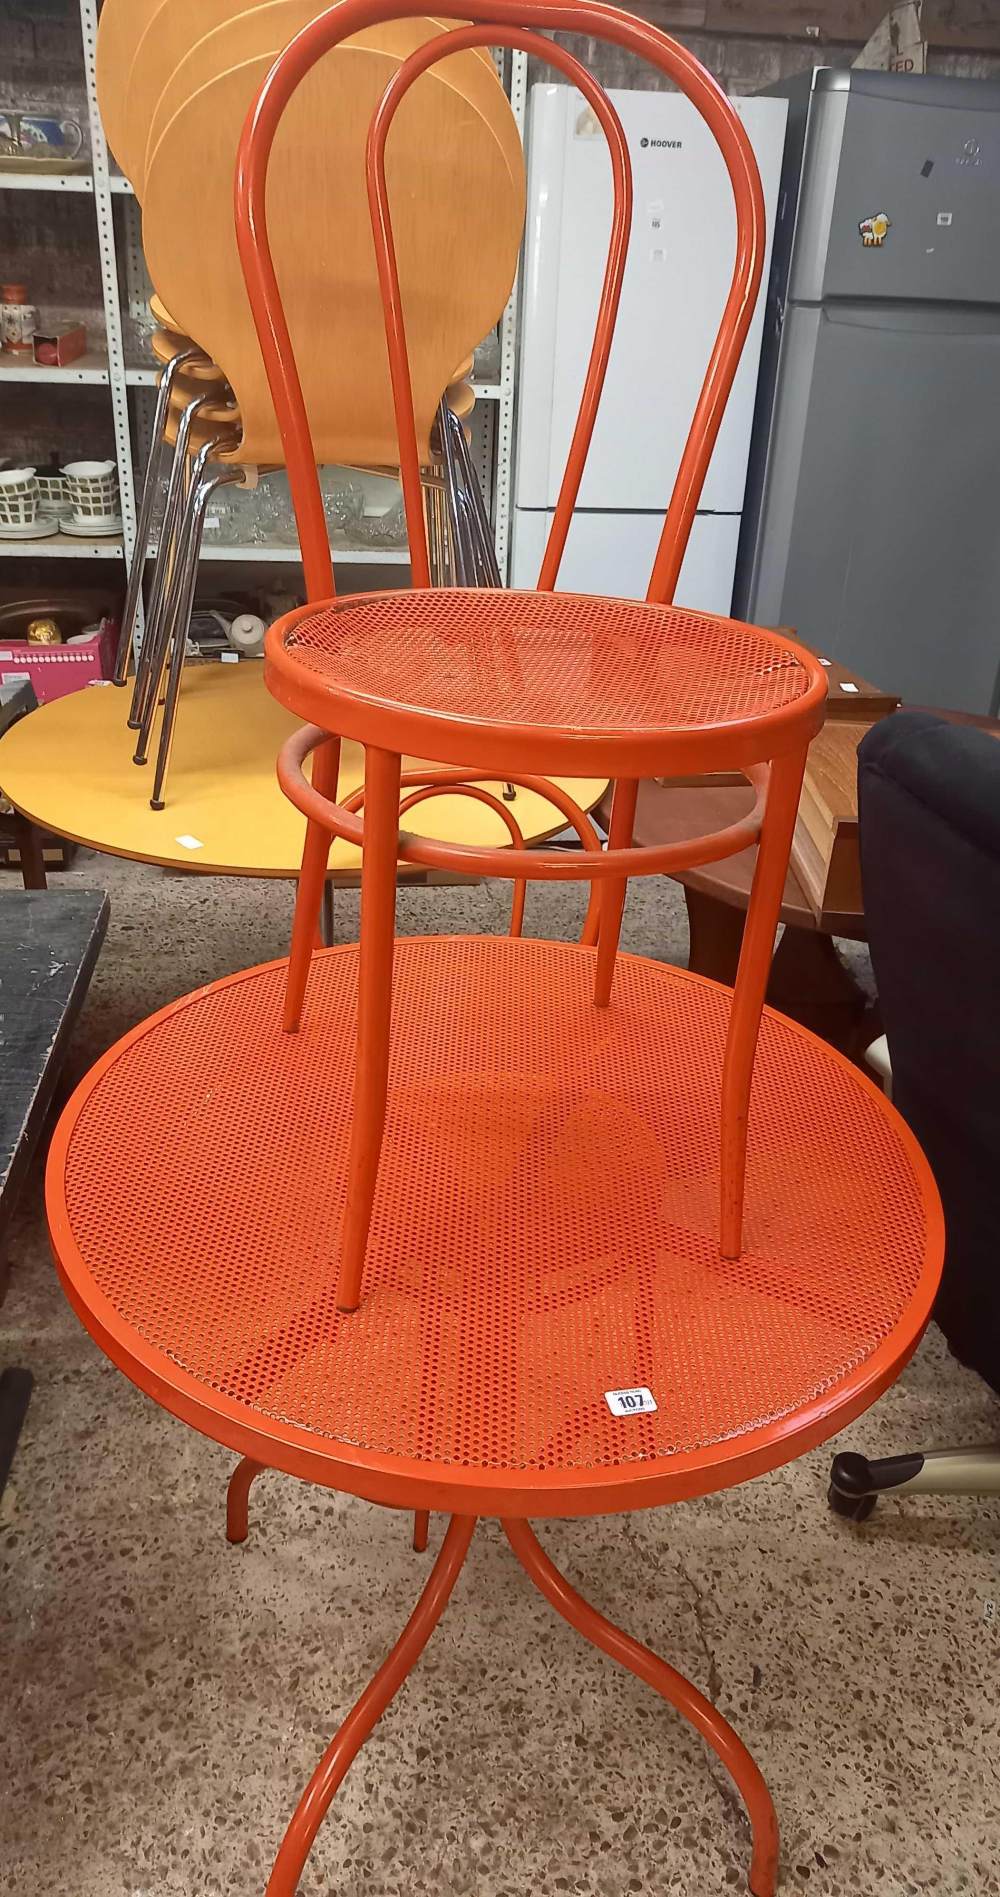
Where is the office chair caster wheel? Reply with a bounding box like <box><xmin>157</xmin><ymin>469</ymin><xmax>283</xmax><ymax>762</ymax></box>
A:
<box><xmin>827</xmin><ymin>1481</ymin><xmax>877</xmax><ymax>1522</ymax></box>
<box><xmin>828</xmin><ymin>1452</ymin><xmax>878</xmax><ymax>1521</ymax></box>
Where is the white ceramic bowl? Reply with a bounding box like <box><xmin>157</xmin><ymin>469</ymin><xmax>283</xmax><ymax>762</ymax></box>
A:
<box><xmin>61</xmin><ymin>459</ymin><xmax>116</xmax><ymax>479</ymax></box>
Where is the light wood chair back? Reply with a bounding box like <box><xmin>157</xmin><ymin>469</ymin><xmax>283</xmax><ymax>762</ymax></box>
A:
<box><xmin>129</xmin><ymin>0</ymin><xmax>512</xmax><ymax>197</ymax></box>
<box><xmin>143</xmin><ymin>43</ymin><xmax>522</xmax><ymax>464</ymax></box>
<box><xmin>95</xmin><ymin>0</ymin><xmax>161</xmax><ymax>174</ymax></box>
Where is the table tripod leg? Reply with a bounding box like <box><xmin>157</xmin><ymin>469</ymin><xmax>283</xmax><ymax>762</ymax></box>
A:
<box><xmin>503</xmin><ymin>1518</ymin><xmax>779</xmax><ymax>1897</ymax></box>
<box><xmin>226</xmin><ymin>1457</ymin><xmax>266</xmax><ymax>1545</ymax></box>
<box><xmin>266</xmin><ymin>1514</ymin><xmax>475</xmax><ymax>1896</ymax></box>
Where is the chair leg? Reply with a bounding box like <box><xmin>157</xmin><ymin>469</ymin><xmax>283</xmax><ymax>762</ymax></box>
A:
<box><xmin>226</xmin><ymin>1457</ymin><xmax>266</xmax><ymax>1544</ymax></box>
<box><xmin>266</xmin><ymin>1514</ymin><xmax>475</xmax><ymax>1895</ymax></box>
<box><xmin>412</xmin><ymin>1509</ymin><xmax>430</xmax><ymax>1552</ymax></box>
<box><xmin>129</xmin><ymin>393</ymin><xmax>208</xmax><ymax>731</ymax></box>
<box><xmin>113</xmin><ymin>349</ymin><xmax>197</xmax><ymax>686</ymax></box>
<box><xmin>719</xmin><ymin>744</ymin><xmax>807</xmax><ymax>1259</ymax></box>
<box><xmin>334</xmin><ymin>746</ymin><xmax>401</xmax><ymax>1313</ymax></box>
<box><xmin>504</xmin><ymin>1518</ymin><xmax>778</xmax><ymax>1897</ymax></box>
<box><xmin>594</xmin><ymin>778</ymin><xmax>638</xmax><ymax>1008</ymax></box>
<box><xmin>283</xmin><ymin>738</ymin><xmax>342</xmax><ymax>1033</ymax></box>
<box><xmin>438</xmin><ymin>401</ymin><xmax>472</xmax><ymax>585</ymax></box>
<box><xmin>150</xmin><ymin>461</ymin><xmax>244</xmax><ymax>808</ymax></box>
<box><xmin>444</xmin><ymin>402</ymin><xmax>502</xmax><ymax>588</ymax></box>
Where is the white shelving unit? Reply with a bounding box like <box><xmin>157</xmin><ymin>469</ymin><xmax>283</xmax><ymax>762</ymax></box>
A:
<box><xmin>0</xmin><ymin>169</ymin><xmax>94</xmax><ymax>192</ymax></box>
<box><xmin>0</xmin><ymin>0</ymin><xmax>526</xmax><ymax>582</ymax></box>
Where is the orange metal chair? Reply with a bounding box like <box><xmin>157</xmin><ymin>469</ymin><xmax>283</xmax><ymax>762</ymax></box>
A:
<box><xmin>45</xmin><ymin>5</ymin><xmax>943</xmax><ymax>1895</ymax></box>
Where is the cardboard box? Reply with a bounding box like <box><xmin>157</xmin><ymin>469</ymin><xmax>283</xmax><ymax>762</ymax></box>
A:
<box><xmin>32</xmin><ymin>321</ymin><xmax>87</xmax><ymax>368</ymax></box>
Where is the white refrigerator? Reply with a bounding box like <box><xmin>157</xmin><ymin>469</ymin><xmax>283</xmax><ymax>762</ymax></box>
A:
<box><xmin>511</xmin><ymin>86</ymin><xmax>787</xmax><ymax>612</ymax></box>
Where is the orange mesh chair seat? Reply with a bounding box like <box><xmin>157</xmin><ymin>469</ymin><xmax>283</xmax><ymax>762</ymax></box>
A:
<box><xmin>44</xmin><ymin>5</ymin><xmax>945</xmax><ymax>1896</ymax></box>
<box><xmin>265</xmin><ymin>588</ymin><xmax>816</xmax><ymax>777</ymax></box>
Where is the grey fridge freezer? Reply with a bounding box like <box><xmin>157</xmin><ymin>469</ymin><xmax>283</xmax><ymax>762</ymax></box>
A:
<box><xmin>734</xmin><ymin>67</ymin><xmax>1000</xmax><ymax>715</ymax></box>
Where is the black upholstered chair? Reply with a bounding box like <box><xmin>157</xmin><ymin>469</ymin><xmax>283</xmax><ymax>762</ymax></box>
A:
<box><xmin>829</xmin><ymin>711</ymin><xmax>1000</xmax><ymax>1519</ymax></box>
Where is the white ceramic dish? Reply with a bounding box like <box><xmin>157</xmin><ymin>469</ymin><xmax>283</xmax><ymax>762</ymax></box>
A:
<box><xmin>0</xmin><ymin>516</ymin><xmax>57</xmax><ymax>540</ymax></box>
<box><xmin>59</xmin><ymin>515</ymin><xmax>124</xmax><ymax>538</ymax></box>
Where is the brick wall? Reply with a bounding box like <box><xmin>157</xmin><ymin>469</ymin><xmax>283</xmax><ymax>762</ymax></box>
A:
<box><xmin>554</xmin><ymin>4</ymin><xmax>1000</xmax><ymax>91</ymax></box>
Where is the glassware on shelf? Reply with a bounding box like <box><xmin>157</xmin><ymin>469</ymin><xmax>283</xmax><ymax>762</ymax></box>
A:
<box><xmin>122</xmin><ymin>313</ymin><xmax>157</xmax><ymax>366</ymax></box>
<box><xmin>473</xmin><ymin>329</ymin><xmax>501</xmax><ymax>384</ymax></box>
<box><xmin>348</xmin><ymin>494</ymin><xmax>408</xmax><ymax>546</ymax></box>
<box><xmin>321</xmin><ymin>470</ymin><xmax>364</xmax><ymax>535</ymax></box>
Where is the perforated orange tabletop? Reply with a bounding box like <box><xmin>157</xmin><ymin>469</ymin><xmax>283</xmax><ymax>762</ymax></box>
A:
<box><xmin>46</xmin><ymin>936</ymin><xmax>942</xmax><ymax>1519</ymax></box>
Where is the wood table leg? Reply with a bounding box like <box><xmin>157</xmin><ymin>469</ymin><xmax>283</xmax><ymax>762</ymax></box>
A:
<box><xmin>767</xmin><ymin>928</ymin><xmax>870</xmax><ymax>1057</ymax></box>
<box><xmin>13</xmin><ymin>813</ymin><xmax>47</xmax><ymax>890</ymax></box>
<box><xmin>684</xmin><ymin>885</ymin><xmax>869</xmax><ymax>1057</ymax></box>
<box><xmin>683</xmin><ymin>885</ymin><xmax>746</xmax><ymax>988</ymax></box>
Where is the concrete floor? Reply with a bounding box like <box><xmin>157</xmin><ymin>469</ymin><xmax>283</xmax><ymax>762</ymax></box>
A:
<box><xmin>2</xmin><ymin>854</ymin><xmax>999</xmax><ymax>1897</ymax></box>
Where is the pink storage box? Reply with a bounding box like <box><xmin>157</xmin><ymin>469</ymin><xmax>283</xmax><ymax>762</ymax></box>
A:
<box><xmin>0</xmin><ymin>617</ymin><xmax>117</xmax><ymax>703</ymax></box>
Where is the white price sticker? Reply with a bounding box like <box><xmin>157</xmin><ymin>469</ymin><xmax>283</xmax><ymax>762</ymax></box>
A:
<box><xmin>175</xmin><ymin>834</ymin><xmax>204</xmax><ymax>850</ymax></box>
<box><xmin>604</xmin><ymin>1386</ymin><xmax>657</xmax><ymax>1417</ymax></box>
<box><xmin>839</xmin><ymin>681</ymin><xmax>860</xmax><ymax>694</ymax></box>
<box><xmin>220</xmin><ymin>650</ymin><xmax>239</xmax><ymax>664</ymax></box>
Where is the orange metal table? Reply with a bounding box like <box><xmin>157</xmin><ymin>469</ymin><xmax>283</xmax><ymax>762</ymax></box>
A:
<box><xmin>47</xmin><ymin>5</ymin><xmax>943</xmax><ymax>1892</ymax></box>
<box><xmin>47</xmin><ymin>933</ymin><xmax>941</xmax><ymax>1893</ymax></box>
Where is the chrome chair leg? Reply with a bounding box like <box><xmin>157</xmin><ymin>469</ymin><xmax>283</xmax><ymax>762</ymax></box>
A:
<box><xmin>133</xmin><ymin>435</ymin><xmax>210</xmax><ymax>764</ymax></box>
<box><xmin>128</xmin><ymin>392</ymin><xmax>211</xmax><ymax>732</ymax></box>
<box><xmin>134</xmin><ymin>432</ymin><xmax>230</xmax><ymax>765</ymax></box>
<box><xmin>149</xmin><ymin>461</ymin><xmax>245</xmax><ymax>808</ymax></box>
<box><xmin>438</xmin><ymin>401</ymin><xmax>503</xmax><ymax>589</ymax></box>
<box><xmin>424</xmin><ymin>477</ymin><xmax>442</xmax><ymax>586</ymax></box>
<box><xmin>113</xmin><ymin>349</ymin><xmax>200</xmax><ymax>687</ymax></box>
<box><xmin>427</xmin><ymin>474</ymin><xmax>451</xmax><ymax>586</ymax></box>
<box><xmin>438</xmin><ymin>403</ymin><xmax>472</xmax><ymax>586</ymax></box>
<box><xmin>435</xmin><ymin>408</ymin><xmax>513</xmax><ymax>793</ymax></box>
<box><xmin>450</xmin><ymin>405</ymin><xmax>502</xmax><ymax>587</ymax></box>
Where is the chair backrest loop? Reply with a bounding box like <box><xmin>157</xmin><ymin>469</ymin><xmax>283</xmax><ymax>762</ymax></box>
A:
<box><xmin>235</xmin><ymin>0</ymin><xmax>766</xmax><ymax>603</ymax></box>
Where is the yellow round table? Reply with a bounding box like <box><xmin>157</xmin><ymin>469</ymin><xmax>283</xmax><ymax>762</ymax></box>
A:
<box><xmin>0</xmin><ymin>663</ymin><xmax>605</xmax><ymax>879</ymax></box>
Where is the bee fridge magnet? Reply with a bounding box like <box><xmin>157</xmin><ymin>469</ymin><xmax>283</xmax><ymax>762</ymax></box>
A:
<box><xmin>859</xmin><ymin>211</ymin><xmax>891</xmax><ymax>246</ymax></box>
